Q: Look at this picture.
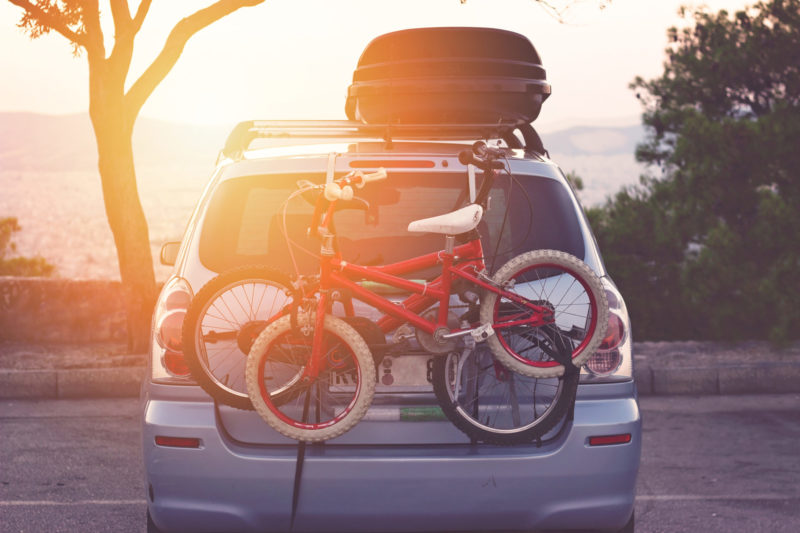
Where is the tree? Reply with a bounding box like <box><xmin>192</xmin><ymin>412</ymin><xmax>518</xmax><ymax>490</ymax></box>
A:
<box><xmin>8</xmin><ymin>0</ymin><xmax>265</xmax><ymax>352</ymax></box>
<box><xmin>563</xmin><ymin>170</ymin><xmax>584</xmax><ymax>194</ymax></box>
<box><xmin>591</xmin><ymin>0</ymin><xmax>800</xmax><ymax>342</ymax></box>
<box><xmin>0</xmin><ymin>217</ymin><xmax>55</xmax><ymax>276</ymax></box>
<box><xmin>461</xmin><ymin>0</ymin><xmax>613</xmax><ymax>22</ymax></box>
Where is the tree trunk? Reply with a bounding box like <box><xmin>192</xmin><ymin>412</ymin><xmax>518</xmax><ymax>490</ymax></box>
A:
<box><xmin>89</xmin><ymin>71</ymin><xmax>157</xmax><ymax>354</ymax></box>
<box><xmin>9</xmin><ymin>0</ymin><xmax>266</xmax><ymax>353</ymax></box>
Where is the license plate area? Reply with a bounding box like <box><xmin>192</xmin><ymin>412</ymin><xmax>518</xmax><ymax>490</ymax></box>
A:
<box><xmin>331</xmin><ymin>353</ymin><xmax>434</xmax><ymax>393</ymax></box>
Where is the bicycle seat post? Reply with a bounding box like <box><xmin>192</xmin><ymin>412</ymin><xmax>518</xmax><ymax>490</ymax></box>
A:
<box><xmin>445</xmin><ymin>235</ymin><xmax>455</xmax><ymax>255</ymax></box>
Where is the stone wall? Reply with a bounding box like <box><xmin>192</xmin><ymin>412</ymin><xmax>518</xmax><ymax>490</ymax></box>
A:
<box><xmin>0</xmin><ymin>277</ymin><xmax>127</xmax><ymax>343</ymax></box>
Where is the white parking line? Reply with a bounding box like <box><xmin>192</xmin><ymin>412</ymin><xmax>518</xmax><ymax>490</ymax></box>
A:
<box><xmin>2</xmin><ymin>495</ymin><xmax>798</xmax><ymax>506</ymax></box>
<box><xmin>636</xmin><ymin>494</ymin><xmax>800</xmax><ymax>501</ymax></box>
<box><xmin>0</xmin><ymin>500</ymin><xmax>147</xmax><ymax>506</ymax></box>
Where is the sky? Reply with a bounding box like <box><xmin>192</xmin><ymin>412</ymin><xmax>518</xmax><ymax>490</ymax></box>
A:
<box><xmin>0</xmin><ymin>0</ymin><xmax>753</xmax><ymax>132</ymax></box>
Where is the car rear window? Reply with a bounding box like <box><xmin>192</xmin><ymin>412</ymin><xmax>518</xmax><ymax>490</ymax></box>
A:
<box><xmin>198</xmin><ymin>172</ymin><xmax>584</xmax><ymax>275</ymax></box>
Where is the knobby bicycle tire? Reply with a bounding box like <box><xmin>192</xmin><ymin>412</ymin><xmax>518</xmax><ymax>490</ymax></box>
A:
<box><xmin>181</xmin><ymin>266</ymin><xmax>293</xmax><ymax>410</ymax></box>
<box><xmin>246</xmin><ymin>314</ymin><xmax>376</xmax><ymax>442</ymax></box>
<box><xmin>480</xmin><ymin>249</ymin><xmax>608</xmax><ymax>378</ymax></box>
<box><xmin>432</xmin><ymin>345</ymin><xmax>579</xmax><ymax>445</ymax></box>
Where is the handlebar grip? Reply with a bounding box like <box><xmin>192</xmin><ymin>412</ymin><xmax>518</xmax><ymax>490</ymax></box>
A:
<box><xmin>352</xmin><ymin>168</ymin><xmax>388</xmax><ymax>189</ymax></box>
<box><xmin>363</xmin><ymin>167</ymin><xmax>387</xmax><ymax>183</ymax></box>
<box><xmin>458</xmin><ymin>150</ymin><xmax>477</xmax><ymax>166</ymax></box>
<box><xmin>472</xmin><ymin>140</ymin><xmax>488</xmax><ymax>156</ymax></box>
<box><xmin>324</xmin><ymin>183</ymin><xmax>354</xmax><ymax>201</ymax></box>
<box><xmin>458</xmin><ymin>150</ymin><xmax>505</xmax><ymax>170</ymax></box>
<box><xmin>472</xmin><ymin>140</ymin><xmax>505</xmax><ymax>159</ymax></box>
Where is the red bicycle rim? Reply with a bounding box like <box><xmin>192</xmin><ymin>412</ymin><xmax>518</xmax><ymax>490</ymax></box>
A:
<box><xmin>494</xmin><ymin>262</ymin><xmax>598</xmax><ymax>368</ymax></box>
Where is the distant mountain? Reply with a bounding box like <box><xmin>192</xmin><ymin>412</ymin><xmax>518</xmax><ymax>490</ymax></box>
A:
<box><xmin>537</xmin><ymin>124</ymin><xmax>648</xmax><ymax>206</ymax></box>
<box><xmin>541</xmin><ymin>124</ymin><xmax>646</xmax><ymax>157</ymax></box>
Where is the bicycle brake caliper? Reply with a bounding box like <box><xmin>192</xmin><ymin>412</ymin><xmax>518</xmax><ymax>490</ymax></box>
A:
<box><xmin>476</xmin><ymin>269</ymin><xmax>497</xmax><ymax>286</ymax></box>
<box><xmin>476</xmin><ymin>269</ymin><xmax>515</xmax><ymax>291</ymax></box>
<box><xmin>470</xmin><ymin>323</ymin><xmax>495</xmax><ymax>342</ymax></box>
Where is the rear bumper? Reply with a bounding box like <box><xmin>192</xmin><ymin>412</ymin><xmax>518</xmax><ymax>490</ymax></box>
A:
<box><xmin>142</xmin><ymin>383</ymin><xmax>641</xmax><ymax>533</ymax></box>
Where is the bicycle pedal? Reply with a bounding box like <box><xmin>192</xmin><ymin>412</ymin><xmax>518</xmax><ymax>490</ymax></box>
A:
<box><xmin>470</xmin><ymin>323</ymin><xmax>495</xmax><ymax>342</ymax></box>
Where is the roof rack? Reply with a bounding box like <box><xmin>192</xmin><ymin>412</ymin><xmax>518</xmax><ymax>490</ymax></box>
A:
<box><xmin>221</xmin><ymin>120</ymin><xmax>546</xmax><ymax>160</ymax></box>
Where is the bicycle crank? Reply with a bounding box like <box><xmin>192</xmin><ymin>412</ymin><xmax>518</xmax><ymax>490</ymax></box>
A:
<box><xmin>441</xmin><ymin>322</ymin><xmax>495</xmax><ymax>342</ymax></box>
<box><xmin>415</xmin><ymin>309</ymin><xmax>460</xmax><ymax>354</ymax></box>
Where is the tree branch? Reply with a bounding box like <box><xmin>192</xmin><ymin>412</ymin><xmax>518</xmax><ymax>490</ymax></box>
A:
<box><xmin>125</xmin><ymin>0</ymin><xmax>264</xmax><ymax>119</ymax></box>
<box><xmin>8</xmin><ymin>0</ymin><xmax>86</xmax><ymax>47</ymax></box>
<box><xmin>108</xmin><ymin>0</ymin><xmax>136</xmax><ymax>68</ymax></box>
<box><xmin>132</xmin><ymin>0</ymin><xmax>153</xmax><ymax>34</ymax></box>
<box><xmin>109</xmin><ymin>0</ymin><xmax>133</xmax><ymax>31</ymax></box>
<box><xmin>80</xmin><ymin>0</ymin><xmax>106</xmax><ymax>60</ymax></box>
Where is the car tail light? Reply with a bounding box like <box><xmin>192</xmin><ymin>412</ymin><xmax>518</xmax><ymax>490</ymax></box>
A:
<box><xmin>586</xmin><ymin>348</ymin><xmax>622</xmax><ymax>375</ymax></box>
<box><xmin>588</xmin><ymin>433</ymin><xmax>632</xmax><ymax>446</ymax></box>
<box><xmin>586</xmin><ymin>311</ymin><xmax>626</xmax><ymax>375</ymax></box>
<box><xmin>151</xmin><ymin>277</ymin><xmax>194</xmax><ymax>382</ymax></box>
<box><xmin>163</xmin><ymin>349</ymin><xmax>190</xmax><ymax>376</ymax></box>
<box><xmin>156</xmin><ymin>310</ymin><xmax>186</xmax><ymax>352</ymax></box>
<box><xmin>582</xmin><ymin>282</ymin><xmax>633</xmax><ymax>381</ymax></box>
<box><xmin>165</xmin><ymin>288</ymin><xmax>191</xmax><ymax>310</ymax></box>
<box><xmin>155</xmin><ymin>436</ymin><xmax>201</xmax><ymax>448</ymax></box>
<box><xmin>599</xmin><ymin>312</ymin><xmax>625</xmax><ymax>351</ymax></box>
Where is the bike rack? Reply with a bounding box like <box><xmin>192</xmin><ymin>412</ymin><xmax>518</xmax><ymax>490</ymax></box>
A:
<box><xmin>221</xmin><ymin>119</ymin><xmax>546</xmax><ymax>160</ymax></box>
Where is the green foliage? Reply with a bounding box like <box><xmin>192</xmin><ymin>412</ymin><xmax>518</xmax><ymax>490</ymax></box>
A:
<box><xmin>564</xmin><ymin>170</ymin><xmax>584</xmax><ymax>193</ymax></box>
<box><xmin>593</xmin><ymin>0</ymin><xmax>800</xmax><ymax>343</ymax></box>
<box><xmin>16</xmin><ymin>1</ymin><xmax>83</xmax><ymax>39</ymax></box>
<box><xmin>0</xmin><ymin>217</ymin><xmax>55</xmax><ymax>277</ymax></box>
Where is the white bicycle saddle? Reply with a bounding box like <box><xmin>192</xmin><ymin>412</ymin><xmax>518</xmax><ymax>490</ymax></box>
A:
<box><xmin>407</xmin><ymin>204</ymin><xmax>484</xmax><ymax>235</ymax></box>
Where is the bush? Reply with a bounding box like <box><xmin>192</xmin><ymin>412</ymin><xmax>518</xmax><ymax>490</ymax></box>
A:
<box><xmin>0</xmin><ymin>217</ymin><xmax>55</xmax><ymax>277</ymax></box>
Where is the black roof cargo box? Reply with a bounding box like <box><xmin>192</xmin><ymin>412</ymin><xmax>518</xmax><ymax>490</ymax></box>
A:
<box><xmin>345</xmin><ymin>27</ymin><xmax>551</xmax><ymax>125</ymax></box>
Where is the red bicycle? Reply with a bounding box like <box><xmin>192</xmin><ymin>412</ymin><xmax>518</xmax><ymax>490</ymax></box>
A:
<box><xmin>241</xmin><ymin>143</ymin><xmax>608</xmax><ymax>443</ymax></box>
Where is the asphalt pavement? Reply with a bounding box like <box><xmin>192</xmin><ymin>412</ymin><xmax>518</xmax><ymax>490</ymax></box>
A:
<box><xmin>0</xmin><ymin>398</ymin><xmax>143</xmax><ymax>533</ymax></box>
<box><xmin>1</xmin><ymin>395</ymin><xmax>799</xmax><ymax>533</ymax></box>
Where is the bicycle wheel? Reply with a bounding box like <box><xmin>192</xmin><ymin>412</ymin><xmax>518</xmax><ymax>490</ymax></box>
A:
<box><xmin>246</xmin><ymin>314</ymin><xmax>376</xmax><ymax>442</ymax></box>
<box><xmin>181</xmin><ymin>266</ymin><xmax>293</xmax><ymax>410</ymax></box>
<box><xmin>433</xmin><ymin>344</ymin><xmax>578</xmax><ymax>445</ymax></box>
<box><xmin>480</xmin><ymin>250</ymin><xmax>608</xmax><ymax>378</ymax></box>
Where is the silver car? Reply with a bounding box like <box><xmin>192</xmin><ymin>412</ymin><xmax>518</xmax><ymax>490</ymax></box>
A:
<box><xmin>142</xmin><ymin>120</ymin><xmax>640</xmax><ymax>533</ymax></box>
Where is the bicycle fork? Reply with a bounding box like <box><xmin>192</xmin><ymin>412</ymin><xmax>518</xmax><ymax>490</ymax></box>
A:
<box><xmin>302</xmin><ymin>291</ymin><xmax>329</xmax><ymax>383</ymax></box>
<box><xmin>302</xmin><ymin>254</ymin><xmax>335</xmax><ymax>383</ymax></box>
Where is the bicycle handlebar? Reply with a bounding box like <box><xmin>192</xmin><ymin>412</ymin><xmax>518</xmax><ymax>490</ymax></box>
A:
<box><xmin>472</xmin><ymin>140</ymin><xmax>505</xmax><ymax>159</ymax></box>
<box><xmin>354</xmin><ymin>168</ymin><xmax>388</xmax><ymax>187</ymax></box>
<box><xmin>458</xmin><ymin>142</ymin><xmax>506</xmax><ymax>210</ymax></box>
<box><xmin>458</xmin><ymin>143</ymin><xmax>505</xmax><ymax>171</ymax></box>
<box><xmin>324</xmin><ymin>183</ymin><xmax>354</xmax><ymax>201</ymax></box>
<box><xmin>324</xmin><ymin>168</ymin><xmax>387</xmax><ymax>201</ymax></box>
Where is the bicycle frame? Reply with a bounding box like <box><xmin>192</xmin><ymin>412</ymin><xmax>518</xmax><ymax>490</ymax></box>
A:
<box><xmin>299</xmin><ymin>186</ymin><xmax>556</xmax><ymax>381</ymax></box>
